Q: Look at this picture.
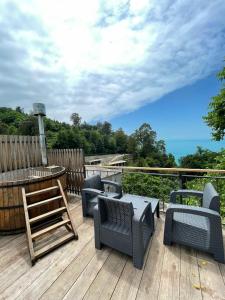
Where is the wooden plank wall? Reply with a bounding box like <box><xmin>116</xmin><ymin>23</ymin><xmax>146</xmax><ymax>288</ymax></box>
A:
<box><xmin>47</xmin><ymin>149</ymin><xmax>85</xmax><ymax>194</ymax></box>
<box><xmin>0</xmin><ymin>135</ymin><xmax>42</xmax><ymax>173</ymax></box>
<box><xmin>0</xmin><ymin>135</ymin><xmax>85</xmax><ymax>194</ymax></box>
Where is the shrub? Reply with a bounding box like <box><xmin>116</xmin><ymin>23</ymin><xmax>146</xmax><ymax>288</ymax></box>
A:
<box><xmin>122</xmin><ymin>172</ymin><xmax>179</xmax><ymax>203</ymax></box>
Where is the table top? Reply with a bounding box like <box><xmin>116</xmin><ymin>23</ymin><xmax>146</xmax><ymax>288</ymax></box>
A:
<box><xmin>121</xmin><ymin>194</ymin><xmax>159</xmax><ymax>214</ymax></box>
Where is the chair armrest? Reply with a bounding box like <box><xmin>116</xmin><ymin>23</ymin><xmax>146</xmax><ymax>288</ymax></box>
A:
<box><xmin>82</xmin><ymin>188</ymin><xmax>105</xmax><ymax>197</ymax></box>
<box><xmin>101</xmin><ymin>180</ymin><xmax>122</xmax><ymax>195</ymax></box>
<box><xmin>132</xmin><ymin>203</ymin><xmax>152</xmax><ymax>224</ymax></box>
<box><xmin>170</xmin><ymin>190</ymin><xmax>203</xmax><ymax>203</ymax></box>
<box><xmin>167</xmin><ymin>203</ymin><xmax>220</xmax><ymax>219</ymax></box>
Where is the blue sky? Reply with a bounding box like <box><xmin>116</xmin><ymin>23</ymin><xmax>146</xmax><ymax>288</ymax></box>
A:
<box><xmin>110</xmin><ymin>72</ymin><xmax>222</xmax><ymax>139</ymax></box>
<box><xmin>0</xmin><ymin>0</ymin><xmax>225</xmax><ymax>138</ymax></box>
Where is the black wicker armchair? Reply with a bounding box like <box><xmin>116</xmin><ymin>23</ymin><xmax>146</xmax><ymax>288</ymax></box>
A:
<box><xmin>164</xmin><ymin>183</ymin><xmax>224</xmax><ymax>263</ymax></box>
<box><xmin>81</xmin><ymin>175</ymin><xmax>122</xmax><ymax>217</ymax></box>
<box><xmin>93</xmin><ymin>195</ymin><xmax>153</xmax><ymax>269</ymax></box>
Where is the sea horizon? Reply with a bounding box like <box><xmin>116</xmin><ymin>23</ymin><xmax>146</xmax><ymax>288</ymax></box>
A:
<box><xmin>165</xmin><ymin>139</ymin><xmax>225</xmax><ymax>163</ymax></box>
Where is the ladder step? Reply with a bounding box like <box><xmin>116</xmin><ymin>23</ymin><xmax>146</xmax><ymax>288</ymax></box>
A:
<box><xmin>28</xmin><ymin>196</ymin><xmax>63</xmax><ymax>209</ymax></box>
<box><xmin>29</xmin><ymin>207</ymin><xmax>67</xmax><ymax>224</ymax></box>
<box><xmin>34</xmin><ymin>232</ymin><xmax>75</xmax><ymax>259</ymax></box>
<box><xmin>26</xmin><ymin>186</ymin><xmax>59</xmax><ymax>197</ymax></box>
<box><xmin>31</xmin><ymin>219</ymin><xmax>70</xmax><ymax>240</ymax></box>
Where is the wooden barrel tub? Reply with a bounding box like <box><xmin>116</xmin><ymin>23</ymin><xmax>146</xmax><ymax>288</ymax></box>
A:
<box><xmin>0</xmin><ymin>166</ymin><xmax>67</xmax><ymax>235</ymax></box>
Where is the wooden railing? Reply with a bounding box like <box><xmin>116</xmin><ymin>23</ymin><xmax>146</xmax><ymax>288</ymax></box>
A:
<box><xmin>85</xmin><ymin>165</ymin><xmax>225</xmax><ymax>224</ymax></box>
<box><xmin>98</xmin><ymin>165</ymin><xmax>225</xmax><ymax>174</ymax></box>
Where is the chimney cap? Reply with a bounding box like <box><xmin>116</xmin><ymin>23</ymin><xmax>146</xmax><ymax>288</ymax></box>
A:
<box><xmin>33</xmin><ymin>103</ymin><xmax>46</xmax><ymax>116</ymax></box>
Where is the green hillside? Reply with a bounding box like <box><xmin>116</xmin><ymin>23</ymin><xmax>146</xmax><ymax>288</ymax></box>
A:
<box><xmin>0</xmin><ymin>106</ymin><xmax>176</xmax><ymax>167</ymax></box>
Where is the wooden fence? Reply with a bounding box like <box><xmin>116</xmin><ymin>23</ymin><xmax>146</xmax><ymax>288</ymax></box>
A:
<box><xmin>47</xmin><ymin>149</ymin><xmax>85</xmax><ymax>194</ymax></box>
<box><xmin>0</xmin><ymin>135</ymin><xmax>85</xmax><ymax>194</ymax></box>
<box><xmin>0</xmin><ymin>135</ymin><xmax>42</xmax><ymax>173</ymax></box>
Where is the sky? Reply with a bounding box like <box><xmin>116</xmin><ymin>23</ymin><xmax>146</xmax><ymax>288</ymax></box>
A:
<box><xmin>0</xmin><ymin>0</ymin><xmax>225</xmax><ymax>139</ymax></box>
<box><xmin>110</xmin><ymin>73</ymin><xmax>222</xmax><ymax>139</ymax></box>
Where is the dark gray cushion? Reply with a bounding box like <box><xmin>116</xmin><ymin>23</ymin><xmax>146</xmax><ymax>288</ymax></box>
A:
<box><xmin>173</xmin><ymin>212</ymin><xmax>210</xmax><ymax>249</ymax></box>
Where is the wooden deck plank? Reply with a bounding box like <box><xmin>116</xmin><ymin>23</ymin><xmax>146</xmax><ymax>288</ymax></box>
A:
<box><xmin>110</xmin><ymin>258</ymin><xmax>144</xmax><ymax>300</ymax></box>
<box><xmin>63</xmin><ymin>247</ymin><xmax>112</xmax><ymax>300</ymax></box>
<box><xmin>1</xmin><ymin>223</ymin><xmax>92</xmax><ymax>300</ymax></box>
<box><xmin>0</xmin><ymin>204</ymin><xmax>83</xmax><ymax>294</ymax></box>
<box><xmin>136</xmin><ymin>218</ymin><xmax>165</xmax><ymax>300</ymax></box>
<box><xmin>179</xmin><ymin>246</ymin><xmax>202</xmax><ymax>300</ymax></box>
<box><xmin>219</xmin><ymin>263</ymin><xmax>225</xmax><ymax>286</ymax></box>
<box><xmin>1</xmin><ymin>202</ymin><xmax>88</xmax><ymax>299</ymax></box>
<box><xmin>197</xmin><ymin>256</ymin><xmax>225</xmax><ymax>300</ymax></box>
<box><xmin>40</xmin><ymin>239</ymin><xmax>96</xmax><ymax>300</ymax></box>
<box><xmin>219</xmin><ymin>235</ymin><xmax>225</xmax><ymax>286</ymax></box>
<box><xmin>0</xmin><ymin>234</ymin><xmax>23</xmax><ymax>248</ymax></box>
<box><xmin>0</xmin><ymin>197</ymin><xmax>224</xmax><ymax>300</ymax></box>
<box><xmin>158</xmin><ymin>244</ymin><xmax>181</xmax><ymax>300</ymax></box>
<box><xmin>15</xmin><ymin>223</ymin><xmax>93</xmax><ymax>300</ymax></box>
<box><xmin>82</xmin><ymin>251</ymin><xmax>126</xmax><ymax>300</ymax></box>
<box><xmin>0</xmin><ymin>235</ymin><xmax>26</xmax><ymax>270</ymax></box>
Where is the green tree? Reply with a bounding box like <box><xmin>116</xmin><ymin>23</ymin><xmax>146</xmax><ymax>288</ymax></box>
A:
<box><xmin>204</xmin><ymin>63</ymin><xmax>225</xmax><ymax>140</ymax></box>
<box><xmin>179</xmin><ymin>146</ymin><xmax>218</xmax><ymax>169</ymax></box>
<box><xmin>18</xmin><ymin>116</ymin><xmax>39</xmax><ymax>135</ymax></box>
<box><xmin>127</xmin><ymin>135</ymin><xmax>138</xmax><ymax>158</ymax></box>
<box><xmin>70</xmin><ymin>113</ymin><xmax>81</xmax><ymax>127</ymax></box>
<box><xmin>101</xmin><ymin>121</ymin><xmax>112</xmax><ymax>135</ymax></box>
<box><xmin>114</xmin><ymin>128</ymin><xmax>128</xmax><ymax>153</ymax></box>
<box><xmin>134</xmin><ymin>123</ymin><xmax>156</xmax><ymax>158</ymax></box>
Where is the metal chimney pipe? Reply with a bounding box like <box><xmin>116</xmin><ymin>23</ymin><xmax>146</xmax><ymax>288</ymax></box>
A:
<box><xmin>33</xmin><ymin>103</ymin><xmax>47</xmax><ymax>166</ymax></box>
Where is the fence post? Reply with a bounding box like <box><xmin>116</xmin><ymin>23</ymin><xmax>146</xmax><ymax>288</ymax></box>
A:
<box><xmin>178</xmin><ymin>172</ymin><xmax>185</xmax><ymax>204</ymax></box>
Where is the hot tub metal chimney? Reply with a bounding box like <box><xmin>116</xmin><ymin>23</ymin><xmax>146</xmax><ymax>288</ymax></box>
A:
<box><xmin>33</xmin><ymin>103</ymin><xmax>47</xmax><ymax>166</ymax></box>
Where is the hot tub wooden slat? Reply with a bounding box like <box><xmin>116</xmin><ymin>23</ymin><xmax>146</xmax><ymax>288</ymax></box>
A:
<box><xmin>0</xmin><ymin>187</ymin><xmax>3</xmax><ymax>230</ymax></box>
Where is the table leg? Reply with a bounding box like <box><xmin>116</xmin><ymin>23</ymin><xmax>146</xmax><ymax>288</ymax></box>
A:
<box><xmin>157</xmin><ymin>202</ymin><xmax>160</xmax><ymax>218</ymax></box>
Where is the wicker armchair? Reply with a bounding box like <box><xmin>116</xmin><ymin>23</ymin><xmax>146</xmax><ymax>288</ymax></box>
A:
<box><xmin>81</xmin><ymin>175</ymin><xmax>122</xmax><ymax>217</ymax></box>
<box><xmin>164</xmin><ymin>183</ymin><xmax>224</xmax><ymax>263</ymax></box>
<box><xmin>93</xmin><ymin>195</ymin><xmax>153</xmax><ymax>269</ymax></box>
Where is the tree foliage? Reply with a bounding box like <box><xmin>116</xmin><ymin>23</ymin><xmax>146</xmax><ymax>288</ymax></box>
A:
<box><xmin>0</xmin><ymin>107</ymin><xmax>176</xmax><ymax>167</ymax></box>
<box><xmin>179</xmin><ymin>146</ymin><xmax>218</xmax><ymax>169</ymax></box>
<box><xmin>204</xmin><ymin>63</ymin><xmax>225</xmax><ymax>140</ymax></box>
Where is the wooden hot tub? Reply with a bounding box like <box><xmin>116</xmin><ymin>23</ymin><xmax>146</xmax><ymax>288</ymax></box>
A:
<box><xmin>0</xmin><ymin>166</ymin><xmax>67</xmax><ymax>234</ymax></box>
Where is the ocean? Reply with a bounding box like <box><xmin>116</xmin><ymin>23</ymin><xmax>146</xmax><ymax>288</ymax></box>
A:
<box><xmin>165</xmin><ymin>139</ymin><xmax>225</xmax><ymax>163</ymax></box>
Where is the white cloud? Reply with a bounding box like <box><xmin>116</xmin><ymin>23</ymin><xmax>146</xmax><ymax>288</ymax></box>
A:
<box><xmin>0</xmin><ymin>0</ymin><xmax>225</xmax><ymax>122</ymax></box>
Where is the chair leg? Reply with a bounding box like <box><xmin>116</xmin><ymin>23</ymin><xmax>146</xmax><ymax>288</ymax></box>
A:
<box><xmin>133</xmin><ymin>256</ymin><xmax>144</xmax><ymax>269</ymax></box>
<box><xmin>213</xmin><ymin>250</ymin><xmax>225</xmax><ymax>264</ymax></box>
<box><xmin>163</xmin><ymin>234</ymin><xmax>172</xmax><ymax>246</ymax></box>
<box><xmin>95</xmin><ymin>239</ymin><xmax>102</xmax><ymax>250</ymax></box>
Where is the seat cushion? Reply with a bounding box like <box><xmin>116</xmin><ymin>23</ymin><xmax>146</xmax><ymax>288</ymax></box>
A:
<box><xmin>172</xmin><ymin>212</ymin><xmax>210</xmax><ymax>250</ymax></box>
<box><xmin>107</xmin><ymin>192</ymin><xmax>121</xmax><ymax>199</ymax></box>
<box><xmin>102</xmin><ymin>221</ymin><xmax>130</xmax><ymax>235</ymax></box>
<box><xmin>100</xmin><ymin>221</ymin><xmax>132</xmax><ymax>256</ymax></box>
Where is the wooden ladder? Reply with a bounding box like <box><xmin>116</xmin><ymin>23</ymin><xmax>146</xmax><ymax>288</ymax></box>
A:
<box><xmin>22</xmin><ymin>179</ymin><xmax>78</xmax><ymax>265</ymax></box>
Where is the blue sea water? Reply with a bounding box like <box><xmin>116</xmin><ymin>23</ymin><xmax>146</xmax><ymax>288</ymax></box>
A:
<box><xmin>165</xmin><ymin>139</ymin><xmax>225</xmax><ymax>163</ymax></box>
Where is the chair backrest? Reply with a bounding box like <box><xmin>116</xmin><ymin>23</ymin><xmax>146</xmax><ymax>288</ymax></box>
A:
<box><xmin>202</xmin><ymin>183</ymin><xmax>220</xmax><ymax>213</ymax></box>
<box><xmin>98</xmin><ymin>195</ymin><xmax>134</xmax><ymax>231</ymax></box>
<box><xmin>83</xmin><ymin>175</ymin><xmax>103</xmax><ymax>191</ymax></box>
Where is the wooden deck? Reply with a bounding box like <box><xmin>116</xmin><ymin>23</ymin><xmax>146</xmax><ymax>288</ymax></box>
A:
<box><xmin>1</xmin><ymin>196</ymin><xmax>225</xmax><ymax>300</ymax></box>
